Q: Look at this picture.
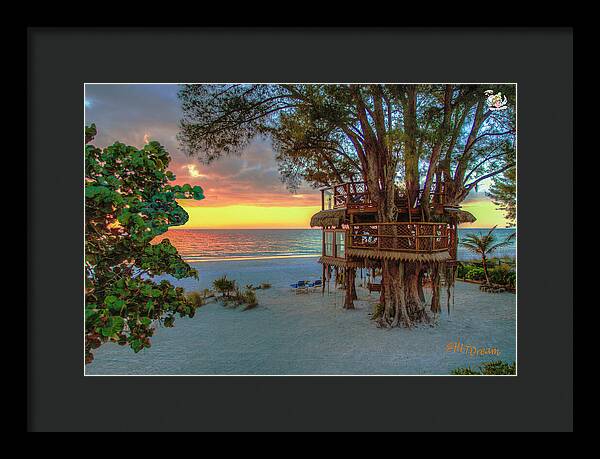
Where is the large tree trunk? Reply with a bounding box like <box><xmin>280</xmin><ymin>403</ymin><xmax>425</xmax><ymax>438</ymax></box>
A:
<box><xmin>430</xmin><ymin>264</ymin><xmax>441</xmax><ymax>315</ymax></box>
<box><xmin>357</xmin><ymin>87</ymin><xmax>437</xmax><ymax>327</ymax></box>
<box><xmin>374</xmin><ymin>86</ymin><xmax>432</xmax><ymax>327</ymax></box>
<box><xmin>372</xmin><ymin>172</ymin><xmax>431</xmax><ymax>327</ymax></box>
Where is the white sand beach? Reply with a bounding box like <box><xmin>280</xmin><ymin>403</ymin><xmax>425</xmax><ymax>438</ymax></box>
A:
<box><xmin>86</xmin><ymin>257</ymin><xmax>516</xmax><ymax>375</ymax></box>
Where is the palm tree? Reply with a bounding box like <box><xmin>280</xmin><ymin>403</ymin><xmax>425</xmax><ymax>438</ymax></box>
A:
<box><xmin>460</xmin><ymin>226</ymin><xmax>515</xmax><ymax>285</ymax></box>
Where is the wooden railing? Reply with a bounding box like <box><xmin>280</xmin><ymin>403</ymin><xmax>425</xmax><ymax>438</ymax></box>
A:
<box><xmin>348</xmin><ymin>222</ymin><xmax>451</xmax><ymax>253</ymax></box>
<box><xmin>321</xmin><ymin>181</ymin><xmax>450</xmax><ymax>211</ymax></box>
<box><xmin>321</xmin><ymin>181</ymin><xmax>375</xmax><ymax>211</ymax></box>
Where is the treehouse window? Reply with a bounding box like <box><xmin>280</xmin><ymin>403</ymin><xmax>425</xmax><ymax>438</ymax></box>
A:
<box><xmin>336</xmin><ymin>231</ymin><xmax>345</xmax><ymax>258</ymax></box>
<box><xmin>324</xmin><ymin>190</ymin><xmax>334</xmax><ymax>210</ymax></box>
<box><xmin>324</xmin><ymin>231</ymin><xmax>334</xmax><ymax>256</ymax></box>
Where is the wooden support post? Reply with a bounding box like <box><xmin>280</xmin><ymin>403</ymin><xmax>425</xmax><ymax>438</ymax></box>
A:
<box><xmin>416</xmin><ymin>224</ymin><xmax>420</xmax><ymax>252</ymax></box>
<box><xmin>333</xmin><ymin>230</ymin><xmax>337</xmax><ymax>258</ymax></box>
<box><xmin>344</xmin><ymin>267</ymin><xmax>356</xmax><ymax>309</ymax></box>
<box><xmin>345</xmin><ymin>183</ymin><xmax>349</xmax><ymax>208</ymax></box>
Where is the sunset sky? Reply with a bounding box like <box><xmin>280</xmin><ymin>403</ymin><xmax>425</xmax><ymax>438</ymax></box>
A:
<box><xmin>84</xmin><ymin>84</ymin><xmax>510</xmax><ymax>229</ymax></box>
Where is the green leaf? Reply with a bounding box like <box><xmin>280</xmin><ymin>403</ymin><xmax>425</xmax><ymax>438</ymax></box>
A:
<box><xmin>104</xmin><ymin>295</ymin><xmax>118</xmax><ymax>306</ymax></box>
<box><xmin>100</xmin><ymin>316</ymin><xmax>125</xmax><ymax>337</ymax></box>
<box><xmin>130</xmin><ymin>339</ymin><xmax>143</xmax><ymax>353</ymax></box>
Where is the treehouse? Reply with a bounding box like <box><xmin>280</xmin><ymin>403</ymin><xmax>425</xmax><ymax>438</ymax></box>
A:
<box><xmin>310</xmin><ymin>180</ymin><xmax>476</xmax><ymax>303</ymax></box>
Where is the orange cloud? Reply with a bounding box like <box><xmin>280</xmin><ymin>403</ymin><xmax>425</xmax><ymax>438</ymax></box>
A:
<box><xmin>181</xmin><ymin>163</ymin><xmax>207</xmax><ymax>178</ymax></box>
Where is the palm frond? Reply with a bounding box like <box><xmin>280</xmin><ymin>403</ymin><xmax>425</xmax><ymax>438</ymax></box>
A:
<box><xmin>488</xmin><ymin>233</ymin><xmax>515</xmax><ymax>254</ymax></box>
<box><xmin>459</xmin><ymin>242</ymin><xmax>483</xmax><ymax>253</ymax></box>
<box><xmin>461</xmin><ymin>235</ymin><xmax>484</xmax><ymax>245</ymax></box>
<box><xmin>486</xmin><ymin>225</ymin><xmax>498</xmax><ymax>239</ymax></box>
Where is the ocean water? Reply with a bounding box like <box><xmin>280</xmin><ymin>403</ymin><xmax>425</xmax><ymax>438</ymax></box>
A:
<box><xmin>154</xmin><ymin>227</ymin><xmax>516</xmax><ymax>262</ymax></box>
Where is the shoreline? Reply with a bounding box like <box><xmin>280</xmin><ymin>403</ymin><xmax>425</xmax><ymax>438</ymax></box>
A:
<box><xmin>184</xmin><ymin>254</ymin><xmax>319</xmax><ymax>263</ymax></box>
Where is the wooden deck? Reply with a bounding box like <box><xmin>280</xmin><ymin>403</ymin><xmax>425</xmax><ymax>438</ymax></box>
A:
<box><xmin>320</xmin><ymin>223</ymin><xmax>455</xmax><ymax>265</ymax></box>
<box><xmin>321</xmin><ymin>181</ymin><xmax>376</xmax><ymax>212</ymax></box>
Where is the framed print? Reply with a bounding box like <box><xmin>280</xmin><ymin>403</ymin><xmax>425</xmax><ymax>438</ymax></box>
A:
<box><xmin>28</xmin><ymin>27</ymin><xmax>573</xmax><ymax>432</ymax></box>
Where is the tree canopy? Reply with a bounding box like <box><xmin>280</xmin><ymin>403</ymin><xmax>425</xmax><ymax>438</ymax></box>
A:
<box><xmin>177</xmin><ymin>84</ymin><xmax>516</xmax><ymax>218</ymax></box>
<box><xmin>487</xmin><ymin>165</ymin><xmax>516</xmax><ymax>227</ymax></box>
<box><xmin>85</xmin><ymin>124</ymin><xmax>204</xmax><ymax>364</ymax></box>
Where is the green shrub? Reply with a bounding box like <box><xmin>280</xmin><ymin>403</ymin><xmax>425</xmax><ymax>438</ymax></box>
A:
<box><xmin>213</xmin><ymin>275</ymin><xmax>236</xmax><ymax>297</ymax></box>
<box><xmin>480</xmin><ymin>360</ymin><xmax>516</xmax><ymax>375</ymax></box>
<box><xmin>464</xmin><ymin>266</ymin><xmax>486</xmax><ymax>281</ymax></box>
<box><xmin>242</xmin><ymin>288</ymin><xmax>258</xmax><ymax>310</ymax></box>
<box><xmin>486</xmin><ymin>265</ymin><xmax>516</xmax><ymax>288</ymax></box>
<box><xmin>506</xmin><ymin>271</ymin><xmax>516</xmax><ymax>288</ymax></box>
<box><xmin>372</xmin><ymin>303</ymin><xmax>384</xmax><ymax>320</ymax></box>
<box><xmin>458</xmin><ymin>263</ymin><xmax>516</xmax><ymax>288</ymax></box>
<box><xmin>457</xmin><ymin>264</ymin><xmax>486</xmax><ymax>281</ymax></box>
<box><xmin>451</xmin><ymin>360</ymin><xmax>516</xmax><ymax>375</ymax></box>
<box><xmin>186</xmin><ymin>291</ymin><xmax>205</xmax><ymax>308</ymax></box>
<box><xmin>215</xmin><ymin>280</ymin><xmax>259</xmax><ymax>310</ymax></box>
<box><xmin>450</xmin><ymin>366</ymin><xmax>480</xmax><ymax>375</ymax></box>
<box><xmin>488</xmin><ymin>265</ymin><xmax>515</xmax><ymax>286</ymax></box>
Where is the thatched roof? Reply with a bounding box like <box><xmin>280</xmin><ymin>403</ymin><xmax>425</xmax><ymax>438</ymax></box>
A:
<box><xmin>310</xmin><ymin>209</ymin><xmax>347</xmax><ymax>227</ymax></box>
<box><xmin>346</xmin><ymin>248</ymin><xmax>451</xmax><ymax>263</ymax></box>
<box><xmin>432</xmin><ymin>209</ymin><xmax>477</xmax><ymax>224</ymax></box>
<box><xmin>318</xmin><ymin>256</ymin><xmax>363</xmax><ymax>268</ymax></box>
<box><xmin>454</xmin><ymin>210</ymin><xmax>477</xmax><ymax>224</ymax></box>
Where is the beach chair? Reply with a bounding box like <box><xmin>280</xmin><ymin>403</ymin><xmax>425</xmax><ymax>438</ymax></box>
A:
<box><xmin>310</xmin><ymin>279</ymin><xmax>322</xmax><ymax>291</ymax></box>
<box><xmin>290</xmin><ymin>280</ymin><xmax>309</xmax><ymax>294</ymax></box>
<box><xmin>367</xmin><ymin>281</ymin><xmax>382</xmax><ymax>294</ymax></box>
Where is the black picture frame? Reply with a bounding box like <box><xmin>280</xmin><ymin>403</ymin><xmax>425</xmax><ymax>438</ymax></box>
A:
<box><xmin>27</xmin><ymin>27</ymin><xmax>573</xmax><ymax>432</ymax></box>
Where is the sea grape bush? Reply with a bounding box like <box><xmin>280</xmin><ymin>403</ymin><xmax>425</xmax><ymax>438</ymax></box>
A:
<box><xmin>85</xmin><ymin>124</ymin><xmax>204</xmax><ymax>364</ymax></box>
